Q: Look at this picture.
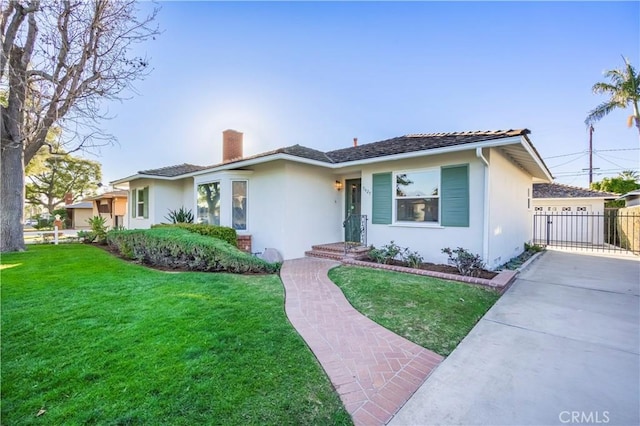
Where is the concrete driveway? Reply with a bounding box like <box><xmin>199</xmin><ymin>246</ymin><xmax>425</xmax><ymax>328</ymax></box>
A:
<box><xmin>390</xmin><ymin>249</ymin><xmax>640</xmax><ymax>426</ymax></box>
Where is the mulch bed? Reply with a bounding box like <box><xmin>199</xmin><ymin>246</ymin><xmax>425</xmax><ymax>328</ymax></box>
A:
<box><xmin>358</xmin><ymin>258</ymin><xmax>498</xmax><ymax>280</ymax></box>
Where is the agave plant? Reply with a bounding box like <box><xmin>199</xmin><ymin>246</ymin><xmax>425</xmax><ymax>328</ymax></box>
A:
<box><xmin>165</xmin><ymin>207</ymin><xmax>194</xmax><ymax>223</ymax></box>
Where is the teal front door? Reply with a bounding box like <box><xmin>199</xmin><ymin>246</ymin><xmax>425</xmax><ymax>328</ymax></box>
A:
<box><xmin>344</xmin><ymin>179</ymin><xmax>362</xmax><ymax>243</ymax></box>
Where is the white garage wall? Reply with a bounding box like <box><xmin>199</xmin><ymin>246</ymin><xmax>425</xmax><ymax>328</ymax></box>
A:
<box><xmin>532</xmin><ymin>198</ymin><xmax>607</xmax><ymax>245</ymax></box>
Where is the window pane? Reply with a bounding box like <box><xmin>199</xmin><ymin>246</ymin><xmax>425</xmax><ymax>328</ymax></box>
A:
<box><xmin>197</xmin><ymin>182</ymin><xmax>220</xmax><ymax>225</ymax></box>
<box><xmin>137</xmin><ymin>189</ymin><xmax>145</xmax><ymax>217</ymax></box>
<box><xmin>396</xmin><ymin>198</ymin><xmax>439</xmax><ymax>222</ymax></box>
<box><xmin>396</xmin><ymin>171</ymin><xmax>438</xmax><ymax>197</ymax></box>
<box><xmin>232</xmin><ymin>181</ymin><xmax>247</xmax><ymax>230</ymax></box>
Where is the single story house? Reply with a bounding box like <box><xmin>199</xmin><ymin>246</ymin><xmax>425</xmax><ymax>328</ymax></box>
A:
<box><xmin>86</xmin><ymin>190</ymin><xmax>129</xmax><ymax>230</ymax></box>
<box><xmin>112</xmin><ymin>129</ymin><xmax>553</xmax><ymax>269</ymax></box>
<box><xmin>617</xmin><ymin>189</ymin><xmax>640</xmax><ymax>207</ymax></box>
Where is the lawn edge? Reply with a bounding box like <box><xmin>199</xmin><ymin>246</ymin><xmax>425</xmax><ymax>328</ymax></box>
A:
<box><xmin>341</xmin><ymin>258</ymin><xmax>518</xmax><ymax>293</ymax></box>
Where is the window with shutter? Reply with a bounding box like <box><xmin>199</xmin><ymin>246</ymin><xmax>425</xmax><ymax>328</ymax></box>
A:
<box><xmin>372</xmin><ymin>173</ymin><xmax>392</xmax><ymax>224</ymax></box>
<box><xmin>130</xmin><ymin>189</ymin><xmax>137</xmax><ymax>218</ymax></box>
<box><xmin>440</xmin><ymin>164</ymin><xmax>469</xmax><ymax>227</ymax></box>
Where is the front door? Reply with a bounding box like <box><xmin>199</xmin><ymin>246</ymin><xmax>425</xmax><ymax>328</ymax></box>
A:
<box><xmin>344</xmin><ymin>179</ymin><xmax>362</xmax><ymax>243</ymax></box>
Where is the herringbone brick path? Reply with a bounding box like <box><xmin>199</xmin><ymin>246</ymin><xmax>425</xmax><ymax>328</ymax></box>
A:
<box><xmin>280</xmin><ymin>257</ymin><xmax>443</xmax><ymax>425</ymax></box>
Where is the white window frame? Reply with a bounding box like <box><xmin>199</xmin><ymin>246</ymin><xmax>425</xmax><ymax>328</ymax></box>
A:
<box><xmin>196</xmin><ymin>180</ymin><xmax>221</xmax><ymax>226</ymax></box>
<box><xmin>136</xmin><ymin>188</ymin><xmax>146</xmax><ymax>218</ymax></box>
<box><xmin>393</xmin><ymin>168</ymin><xmax>440</xmax><ymax>226</ymax></box>
<box><xmin>231</xmin><ymin>180</ymin><xmax>249</xmax><ymax>232</ymax></box>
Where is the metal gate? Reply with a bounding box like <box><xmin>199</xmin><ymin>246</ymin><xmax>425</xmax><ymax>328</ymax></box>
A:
<box><xmin>532</xmin><ymin>210</ymin><xmax>639</xmax><ymax>254</ymax></box>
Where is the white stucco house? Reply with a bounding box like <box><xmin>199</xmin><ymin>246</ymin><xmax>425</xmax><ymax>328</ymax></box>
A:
<box><xmin>112</xmin><ymin>129</ymin><xmax>553</xmax><ymax>269</ymax></box>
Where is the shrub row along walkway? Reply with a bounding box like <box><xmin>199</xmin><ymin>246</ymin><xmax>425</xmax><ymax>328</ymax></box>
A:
<box><xmin>280</xmin><ymin>257</ymin><xmax>443</xmax><ymax>425</ymax></box>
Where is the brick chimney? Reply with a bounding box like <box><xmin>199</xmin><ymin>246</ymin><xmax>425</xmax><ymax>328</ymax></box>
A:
<box><xmin>222</xmin><ymin>129</ymin><xmax>243</xmax><ymax>162</ymax></box>
<box><xmin>353</xmin><ymin>137</ymin><xmax>358</xmax><ymax>147</ymax></box>
<box><xmin>64</xmin><ymin>193</ymin><xmax>73</xmax><ymax>205</ymax></box>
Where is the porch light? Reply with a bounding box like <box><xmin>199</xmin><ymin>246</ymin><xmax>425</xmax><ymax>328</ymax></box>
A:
<box><xmin>335</xmin><ymin>180</ymin><xmax>343</xmax><ymax>191</ymax></box>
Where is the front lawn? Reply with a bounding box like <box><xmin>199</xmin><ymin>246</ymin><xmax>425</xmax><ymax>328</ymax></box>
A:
<box><xmin>1</xmin><ymin>245</ymin><xmax>350</xmax><ymax>425</ymax></box>
<box><xmin>329</xmin><ymin>266</ymin><xmax>500</xmax><ymax>356</ymax></box>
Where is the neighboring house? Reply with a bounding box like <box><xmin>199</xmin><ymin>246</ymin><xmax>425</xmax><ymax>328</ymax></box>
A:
<box><xmin>65</xmin><ymin>201</ymin><xmax>93</xmax><ymax>230</ymax></box>
<box><xmin>86</xmin><ymin>190</ymin><xmax>129</xmax><ymax>229</ymax></box>
<box><xmin>532</xmin><ymin>182</ymin><xmax>617</xmax><ymax>214</ymax></box>
<box><xmin>112</xmin><ymin>129</ymin><xmax>553</xmax><ymax>269</ymax></box>
<box><xmin>531</xmin><ymin>182</ymin><xmax>618</xmax><ymax>246</ymax></box>
<box><xmin>617</xmin><ymin>189</ymin><xmax>640</xmax><ymax>207</ymax></box>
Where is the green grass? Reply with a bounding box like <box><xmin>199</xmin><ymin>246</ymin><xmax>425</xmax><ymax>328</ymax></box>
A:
<box><xmin>328</xmin><ymin>266</ymin><xmax>500</xmax><ymax>356</ymax></box>
<box><xmin>1</xmin><ymin>245</ymin><xmax>351</xmax><ymax>425</ymax></box>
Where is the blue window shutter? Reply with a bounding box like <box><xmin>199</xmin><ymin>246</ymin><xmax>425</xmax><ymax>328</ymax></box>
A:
<box><xmin>441</xmin><ymin>164</ymin><xmax>469</xmax><ymax>227</ymax></box>
<box><xmin>372</xmin><ymin>173</ymin><xmax>392</xmax><ymax>224</ymax></box>
<box><xmin>130</xmin><ymin>189</ymin><xmax>137</xmax><ymax>218</ymax></box>
<box><xmin>143</xmin><ymin>187</ymin><xmax>149</xmax><ymax>219</ymax></box>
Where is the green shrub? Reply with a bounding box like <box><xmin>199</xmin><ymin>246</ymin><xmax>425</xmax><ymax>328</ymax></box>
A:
<box><xmin>152</xmin><ymin>223</ymin><xmax>237</xmax><ymax>246</ymax></box>
<box><xmin>403</xmin><ymin>249</ymin><xmax>424</xmax><ymax>268</ymax></box>
<box><xmin>107</xmin><ymin>227</ymin><xmax>278</xmax><ymax>274</ymax></box>
<box><xmin>369</xmin><ymin>241</ymin><xmax>425</xmax><ymax>267</ymax></box>
<box><xmin>368</xmin><ymin>241</ymin><xmax>403</xmax><ymax>264</ymax></box>
<box><xmin>442</xmin><ymin>247</ymin><xmax>485</xmax><ymax>277</ymax></box>
<box><xmin>77</xmin><ymin>230</ymin><xmax>97</xmax><ymax>243</ymax></box>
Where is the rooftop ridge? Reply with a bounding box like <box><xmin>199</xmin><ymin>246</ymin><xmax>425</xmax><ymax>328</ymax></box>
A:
<box><xmin>405</xmin><ymin>129</ymin><xmax>526</xmax><ymax>138</ymax></box>
<box><xmin>533</xmin><ymin>182</ymin><xmax>619</xmax><ymax>198</ymax></box>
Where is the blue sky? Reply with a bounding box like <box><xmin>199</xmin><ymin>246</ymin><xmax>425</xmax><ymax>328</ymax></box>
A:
<box><xmin>94</xmin><ymin>1</ymin><xmax>640</xmax><ymax>187</ymax></box>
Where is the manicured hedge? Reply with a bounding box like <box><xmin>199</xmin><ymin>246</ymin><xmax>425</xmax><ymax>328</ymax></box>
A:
<box><xmin>107</xmin><ymin>228</ymin><xmax>278</xmax><ymax>274</ymax></box>
<box><xmin>151</xmin><ymin>223</ymin><xmax>238</xmax><ymax>246</ymax></box>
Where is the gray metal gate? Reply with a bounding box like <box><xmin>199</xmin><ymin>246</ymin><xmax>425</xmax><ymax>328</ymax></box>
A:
<box><xmin>532</xmin><ymin>210</ymin><xmax>639</xmax><ymax>254</ymax></box>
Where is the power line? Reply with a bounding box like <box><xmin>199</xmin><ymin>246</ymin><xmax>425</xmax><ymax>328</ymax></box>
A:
<box><xmin>548</xmin><ymin>153</ymin><xmax>588</xmax><ymax>169</ymax></box>
<box><xmin>593</xmin><ymin>152</ymin><xmax>627</xmax><ymax>170</ymax></box>
<box><xmin>543</xmin><ymin>147</ymin><xmax>639</xmax><ymax>160</ymax></box>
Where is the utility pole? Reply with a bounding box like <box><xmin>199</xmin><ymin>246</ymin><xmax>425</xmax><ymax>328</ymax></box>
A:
<box><xmin>588</xmin><ymin>124</ymin><xmax>594</xmax><ymax>185</ymax></box>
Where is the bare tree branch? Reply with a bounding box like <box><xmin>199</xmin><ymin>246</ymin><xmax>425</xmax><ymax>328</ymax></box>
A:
<box><xmin>1</xmin><ymin>0</ymin><xmax>160</xmax><ymax>251</ymax></box>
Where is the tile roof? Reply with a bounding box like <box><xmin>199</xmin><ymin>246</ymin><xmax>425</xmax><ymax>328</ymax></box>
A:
<box><xmin>65</xmin><ymin>201</ymin><xmax>93</xmax><ymax>209</ymax></box>
<box><xmin>86</xmin><ymin>190</ymin><xmax>129</xmax><ymax>200</ymax></box>
<box><xmin>139</xmin><ymin>163</ymin><xmax>209</xmax><ymax>177</ymax></box>
<box><xmin>325</xmin><ymin>129</ymin><xmax>529</xmax><ymax>163</ymax></box>
<box><xmin>533</xmin><ymin>183</ymin><xmax>618</xmax><ymax>199</ymax></box>
<box><xmin>126</xmin><ymin>129</ymin><xmax>533</xmax><ymax>180</ymax></box>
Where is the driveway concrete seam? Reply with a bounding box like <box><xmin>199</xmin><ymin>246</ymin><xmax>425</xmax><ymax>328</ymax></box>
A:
<box><xmin>516</xmin><ymin>278</ymin><xmax>640</xmax><ymax>296</ymax></box>
<box><xmin>482</xmin><ymin>317</ymin><xmax>640</xmax><ymax>355</ymax></box>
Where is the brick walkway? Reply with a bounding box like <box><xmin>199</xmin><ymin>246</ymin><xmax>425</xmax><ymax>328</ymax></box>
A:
<box><xmin>280</xmin><ymin>257</ymin><xmax>443</xmax><ymax>425</ymax></box>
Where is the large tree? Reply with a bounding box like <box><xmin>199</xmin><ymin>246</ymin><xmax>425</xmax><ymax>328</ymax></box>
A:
<box><xmin>585</xmin><ymin>56</ymin><xmax>640</xmax><ymax>134</ymax></box>
<box><xmin>1</xmin><ymin>1</ymin><xmax>158</xmax><ymax>252</ymax></box>
<box><xmin>26</xmin><ymin>154</ymin><xmax>102</xmax><ymax>214</ymax></box>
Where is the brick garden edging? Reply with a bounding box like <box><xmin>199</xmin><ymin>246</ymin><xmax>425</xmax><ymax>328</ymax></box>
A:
<box><xmin>341</xmin><ymin>258</ymin><xmax>518</xmax><ymax>293</ymax></box>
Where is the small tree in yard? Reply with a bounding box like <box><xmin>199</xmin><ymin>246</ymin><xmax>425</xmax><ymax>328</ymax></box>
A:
<box><xmin>1</xmin><ymin>0</ymin><xmax>159</xmax><ymax>252</ymax></box>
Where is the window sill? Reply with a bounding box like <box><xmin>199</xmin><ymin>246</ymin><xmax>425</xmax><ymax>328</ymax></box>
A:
<box><xmin>389</xmin><ymin>222</ymin><xmax>444</xmax><ymax>229</ymax></box>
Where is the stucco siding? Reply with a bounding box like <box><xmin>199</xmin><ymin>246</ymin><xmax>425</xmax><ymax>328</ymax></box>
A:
<box><xmin>359</xmin><ymin>151</ymin><xmax>485</xmax><ymax>266</ymax></box>
<box><xmin>486</xmin><ymin>147</ymin><xmax>532</xmax><ymax>268</ymax></box>
<box><xmin>129</xmin><ymin>179</ymin><xmax>150</xmax><ymax>229</ymax></box>
<box><xmin>247</xmin><ymin>161</ymin><xmax>342</xmax><ymax>259</ymax></box>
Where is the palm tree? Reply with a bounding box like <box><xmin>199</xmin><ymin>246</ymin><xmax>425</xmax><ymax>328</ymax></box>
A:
<box><xmin>618</xmin><ymin>169</ymin><xmax>639</xmax><ymax>182</ymax></box>
<box><xmin>585</xmin><ymin>56</ymin><xmax>640</xmax><ymax>134</ymax></box>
